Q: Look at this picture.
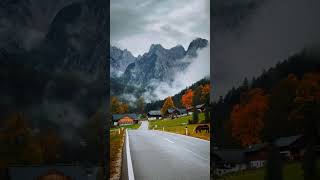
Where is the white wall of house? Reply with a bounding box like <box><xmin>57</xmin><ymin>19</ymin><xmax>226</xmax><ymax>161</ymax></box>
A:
<box><xmin>147</xmin><ymin>117</ymin><xmax>162</xmax><ymax>120</ymax></box>
<box><xmin>215</xmin><ymin>164</ymin><xmax>247</xmax><ymax>176</ymax></box>
<box><xmin>249</xmin><ymin>160</ymin><xmax>265</xmax><ymax>168</ymax></box>
<box><xmin>280</xmin><ymin>150</ymin><xmax>291</xmax><ymax>160</ymax></box>
<box><xmin>178</xmin><ymin>114</ymin><xmax>188</xmax><ymax>117</ymax></box>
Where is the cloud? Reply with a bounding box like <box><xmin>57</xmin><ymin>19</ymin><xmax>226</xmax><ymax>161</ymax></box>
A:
<box><xmin>111</xmin><ymin>0</ymin><xmax>210</xmax><ymax>56</ymax></box>
<box><xmin>144</xmin><ymin>46</ymin><xmax>210</xmax><ymax>102</ymax></box>
<box><xmin>212</xmin><ymin>0</ymin><xmax>320</xmax><ymax>100</ymax></box>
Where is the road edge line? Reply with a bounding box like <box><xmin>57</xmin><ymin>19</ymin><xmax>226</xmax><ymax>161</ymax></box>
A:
<box><xmin>153</xmin><ymin>129</ymin><xmax>210</xmax><ymax>143</ymax></box>
<box><xmin>126</xmin><ymin>129</ymin><xmax>135</xmax><ymax>180</ymax></box>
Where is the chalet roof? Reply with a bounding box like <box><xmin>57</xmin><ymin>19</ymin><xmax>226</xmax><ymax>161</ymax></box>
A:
<box><xmin>147</xmin><ymin>110</ymin><xmax>161</xmax><ymax>116</ymax></box>
<box><xmin>245</xmin><ymin>143</ymin><xmax>268</xmax><ymax>153</ymax></box>
<box><xmin>186</xmin><ymin>106</ymin><xmax>193</xmax><ymax>110</ymax></box>
<box><xmin>244</xmin><ymin>135</ymin><xmax>303</xmax><ymax>153</ymax></box>
<box><xmin>196</xmin><ymin>104</ymin><xmax>205</xmax><ymax>108</ymax></box>
<box><xmin>167</xmin><ymin>108</ymin><xmax>177</xmax><ymax>113</ymax></box>
<box><xmin>112</xmin><ymin>114</ymin><xmax>139</xmax><ymax>121</ymax></box>
<box><xmin>275</xmin><ymin>135</ymin><xmax>303</xmax><ymax>147</ymax></box>
<box><xmin>177</xmin><ymin>108</ymin><xmax>187</xmax><ymax>114</ymax></box>
<box><xmin>214</xmin><ymin>149</ymin><xmax>245</xmax><ymax>164</ymax></box>
<box><xmin>8</xmin><ymin>165</ymin><xmax>99</xmax><ymax>180</ymax></box>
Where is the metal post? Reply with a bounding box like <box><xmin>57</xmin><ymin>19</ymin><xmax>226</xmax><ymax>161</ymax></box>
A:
<box><xmin>185</xmin><ymin>127</ymin><xmax>188</xmax><ymax>135</ymax></box>
<box><xmin>163</xmin><ymin>127</ymin><xmax>164</xmax><ymax>131</ymax></box>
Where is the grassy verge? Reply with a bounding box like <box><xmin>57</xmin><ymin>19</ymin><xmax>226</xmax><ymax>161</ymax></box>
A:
<box><xmin>110</xmin><ymin>122</ymin><xmax>142</xmax><ymax>131</ymax></box>
<box><xmin>217</xmin><ymin>160</ymin><xmax>320</xmax><ymax>180</ymax></box>
<box><xmin>109</xmin><ymin>122</ymin><xmax>141</xmax><ymax>179</ymax></box>
<box><xmin>109</xmin><ymin>128</ymin><xmax>125</xmax><ymax>179</ymax></box>
<box><xmin>149</xmin><ymin>113</ymin><xmax>210</xmax><ymax>141</ymax></box>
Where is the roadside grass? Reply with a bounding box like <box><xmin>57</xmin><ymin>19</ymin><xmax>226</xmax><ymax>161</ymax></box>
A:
<box><xmin>149</xmin><ymin>113</ymin><xmax>210</xmax><ymax>141</ymax></box>
<box><xmin>109</xmin><ymin>122</ymin><xmax>141</xmax><ymax>178</ymax></box>
<box><xmin>109</xmin><ymin>128</ymin><xmax>125</xmax><ymax>179</ymax></box>
<box><xmin>217</xmin><ymin>160</ymin><xmax>320</xmax><ymax>180</ymax></box>
<box><xmin>110</xmin><ymin>122</ymin><xmax>141</xmax><ymax>131</ymax></box>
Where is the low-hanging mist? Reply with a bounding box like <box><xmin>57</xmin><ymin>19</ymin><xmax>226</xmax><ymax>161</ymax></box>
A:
<box><xmin>213</xmin><ymin>0</ymin><xmax>320</xmax><ymax>100</ymax></box>
<box><xmin>148</xmin><ymin>46</ymin><xmax>210</xmax><ymax>101</ymax></box>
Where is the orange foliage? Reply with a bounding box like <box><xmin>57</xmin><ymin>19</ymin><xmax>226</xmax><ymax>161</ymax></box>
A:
<box><xmin>230</xmin><ymin>88</ymin><xmax>268</xmax><ymax>147</ymax></box>
<box><xmin>290</xmin><ymin>72</ymin><xmax>320</xmax><ymax>123</ymax></box>
<box><xmin>200</xmin><ymin>84</ymin><xmax>211</xmax><ymax>103</ymax></box>
<box><xmin>182</xmin><ymin>89</ymin><xmax>194</xmax><ymax>108</ymax></box>
<box><xmin>161</xmin><ymin>96</ymin><xmax>175</xmax><ymax>115</ymax></box>
<box><xmin>295</xmin><ymin>72</ymin><xmax>320</xmax><ymax>103</ymax></box>
<box><xmin>111</xmin><ymin>96</ymin><xmax>129</xmax><ymax>114</ymax></box>
<box><xmin>201</xmin><ymin>84</ymin><xmax>210</xmax><ymax>95</ymax></box>
<box><xmin>119</xmin><ymin>103</ymin><xmax>129</xmax><ymax>114</ymax></box>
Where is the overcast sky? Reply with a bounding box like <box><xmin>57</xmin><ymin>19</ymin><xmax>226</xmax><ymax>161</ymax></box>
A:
<box><xmin>212</xmin><ymin>0</ymin><xmax>320</xmax><ymax>100</ymax></box>
<box><xmin>111</xmin><ymin>0</ymin><xmax>210</xmax><ymax>56</ymax></box>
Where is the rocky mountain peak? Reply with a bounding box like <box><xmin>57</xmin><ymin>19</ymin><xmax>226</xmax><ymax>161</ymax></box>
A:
<box><xmin>186</xmin><ymin>38</ymin><xmax>209</xmax><ymax>57</ymax></box>
<box><xmin>149</xmin><ymin>44</ymin><xmax>165</xmax><ymax>53</ymax></box>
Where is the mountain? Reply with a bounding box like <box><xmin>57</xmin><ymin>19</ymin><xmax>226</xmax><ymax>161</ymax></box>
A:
<box><xmin>110</xmin><ymin>46</ymin><xmax>136</xmax><ymax>77</ymax></box>
<box><xmin>110</xmin><ymin>38</ymin><xmax>209</xmax><ymax>98</ymax></box>
<box><xmin>0</xmin><ymin>0</ymin><xmax>107</xmax><ymax>79</ymax></box>
<box><xmin>0</xmin><ymin>0</ymin><xmax>108</xmax><ymax>163</ymax></box>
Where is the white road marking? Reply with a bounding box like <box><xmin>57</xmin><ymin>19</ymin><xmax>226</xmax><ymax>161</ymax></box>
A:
<box><xmin>163</xmin><ymin>137</ymin><xmax>175</xmax><ymax>144</ymax></box>
<box><xmin>184</xmin><ymin>148</ymin><xmax>209</xmax><ymax>161</ymax></box>
<box><xmin>126</xmin><ymin>129</ymin><xmax>135</xmax><ymax>180</ymax></box>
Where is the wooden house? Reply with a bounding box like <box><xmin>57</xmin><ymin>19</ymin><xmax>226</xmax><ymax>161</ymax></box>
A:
<box><xmin>275</xmin><ymin>135</ymin><xmax>305</xmax><ymax>160</ymax></box>
<box><xmin>147</xmin><ymin>110</ymin><xmax>162</xmax><ymax>120</ymax></box>
<box><xmin>213</xmin><ymin>149</ymin><xmax>247</xmax><ymax>176</ymax></box>
<box><xmin>244</xmin><ymin>143</ymin><xmax>269</xmax><ymax>168</ymax></box>
<box><xmin>112</xmin><ymin>114</ymin><xmax>139</xmax><ymax>126</ymax></box>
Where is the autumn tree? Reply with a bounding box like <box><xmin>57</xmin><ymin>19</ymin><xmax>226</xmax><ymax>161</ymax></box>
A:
<box><xmin>289</xmin><ymin>72</ymin><xmax>320</xmax><ymax>180</ymax></box>
<box><xmin>193</xmin><ymin>85</ymin><xmax>203</xmax><ymax>106</ymax></box>
<box><xmin>0</xmin><ymin>112</ymin><xmax>44</xmax><ymax>165</ymax></box>
<box><xmin>201</xmin><ymin>83</ymin><xmax>211</xmax><ymax>104</ymax></box>
<box><xmin>111</xmin><ymin>96</ymin><xmax>129</xmax><ymax>114</ymax></box>
<box><xmin>111</xmin><ymin>97</ymin><xmax>121</xmax><ymax>114</ymax></box>
<box><xmin>118</xmin><ymin>103</ymin><xmax>129</xmax><ymax>114</ymax></box>
<box><xmin>182</xmin><ymin>89</ymin><xmax>194</xmax><ymax>108</ymax></box>
<box><xmin>161</xmin><ymin>96</ymin><xmax>175</xmax><ymax>115</ymax></box>
<box><xmin>230</xmin><ymin>88</ymin><xmax>268</xmax><ymax>146</ymax></box>
<box><xmin>263</xmin><ymin>74</ymin><xmax>299</xmax><ymax>140</ymax></box>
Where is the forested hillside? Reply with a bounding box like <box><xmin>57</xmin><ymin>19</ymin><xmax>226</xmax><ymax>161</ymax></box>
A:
<box><xmin>212</xmin><ymin>49</ymin><xmax>320</xmax><ymax>147</ymax></box>
<box><xmin>145</xmin><ymin>78</ymin><xmax>210</xmax><ymax>112</ymax></box>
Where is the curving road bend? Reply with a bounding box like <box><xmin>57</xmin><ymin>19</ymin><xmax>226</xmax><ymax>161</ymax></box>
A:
<box><xmin>128</xmin><ymin>121</ymin><xmax>210</xmax><ymax>180</ymax></box>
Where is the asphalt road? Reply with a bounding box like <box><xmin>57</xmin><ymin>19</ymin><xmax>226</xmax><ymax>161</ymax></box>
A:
<box><xmin>128</xmin><ymin>121</ymin><xmax>210</xmax><ymax>180</ymax></box>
